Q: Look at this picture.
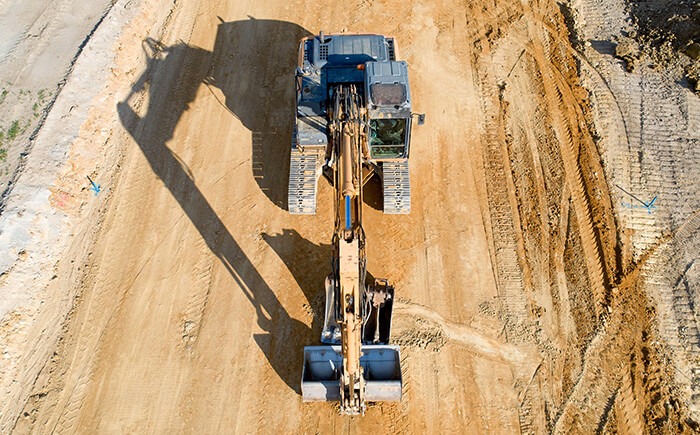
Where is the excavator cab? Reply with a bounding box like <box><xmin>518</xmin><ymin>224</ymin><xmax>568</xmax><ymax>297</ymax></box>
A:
<box><xmin>365</xmin><ymin>63</ymin><xmax>413</xmax><ymax>163</ymax></box>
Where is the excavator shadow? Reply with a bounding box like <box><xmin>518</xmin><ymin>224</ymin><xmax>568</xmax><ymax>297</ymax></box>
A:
<box><xmin>262</xmin><ymin>229</ymin><xmax>332</xmax><ymax>340</ymax></box>
<box><xmin>362</xmin><ymin>173</ymin><xmax>383</xmax><ymax>211</ymax></box>
<box><xmin>209</xmin><ymin>17</ymin><xmax>312</xmax><ymax>209</ymax></box>
<box><xmin>117</xmin><ymin>19</ymin><xmax>318</xmax><ymax>395</ymax></box>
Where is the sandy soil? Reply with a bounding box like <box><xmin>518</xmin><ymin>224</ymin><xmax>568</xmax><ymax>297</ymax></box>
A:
<box><xmin>568</xmin><ymin>0</ymin><xmax>700</xmax><ymax>429</ymax></box>
<box><xmin>0</xmin><ymin>0</ymin><xmax>698</xmax><ymax>433</ymax></box>
<box><xmin>0</xmin><ymin>0</ymin><xmax>114</xmax><ymax>204</ymax></box>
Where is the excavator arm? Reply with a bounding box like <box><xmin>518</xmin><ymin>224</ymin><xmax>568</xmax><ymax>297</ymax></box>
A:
<box><xmin>301</xmin><ymin>85</ymin><xmax>402</xmax><ymax>415</ymax></box>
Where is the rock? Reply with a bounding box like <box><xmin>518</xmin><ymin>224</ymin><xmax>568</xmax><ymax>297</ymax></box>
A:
<box><xmin>616</xmin><ymin>36</ymin><xmax>639</xmax><ymax>58</ymax></box>
<box><xmin>616</xmin><ymin>36</ymin><xmax>641</xmax><ymax>72</ymax></box>
<box><xmin>684</xmin><ymin>42</ymin><xmax>700</xmax><ymax>60</ymax></box>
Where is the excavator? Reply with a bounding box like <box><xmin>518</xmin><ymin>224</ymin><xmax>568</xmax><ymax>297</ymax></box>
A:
<box><xmin>289</xmin><ymin>32</ymin><xmax>422</xmax><ymax>415</ymax></box>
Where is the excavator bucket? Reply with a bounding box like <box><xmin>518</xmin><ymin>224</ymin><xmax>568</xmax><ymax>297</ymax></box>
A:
<box><xmin>301</xmin><ymin>345</ymin><xmax>402</xmax><ymax>402</ymax></box>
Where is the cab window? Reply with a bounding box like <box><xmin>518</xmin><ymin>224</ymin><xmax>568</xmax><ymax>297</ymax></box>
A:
<box><xmin>369</xmin><ymin>119</ymin><xmax>407</xmax><ymax>146</ymax></box>
<box><xmin>369</xmin><ymin>118</ymin><xmax>407</xmax><ymax>159</ymax></box>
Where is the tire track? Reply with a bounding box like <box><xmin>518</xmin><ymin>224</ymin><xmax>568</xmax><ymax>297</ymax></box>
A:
<box><xmin>477</xmin><ymin>7</ymin><xmax>629</xmax><ymax>430</ymax></box>
<box><xmin>686</xmin><ymin>92</ymin><xmax>700</xmax><ymax>140</ymax></box>
<box><xmin>475</xmin><ymin>60</ymin><xmax>532</xmax><ymax>335</ymax></box>
<box><xmin>397</xmin><ymin>352</ymin><xmax>412</xmax><ymax>433</ymax></box>
<box><xmin>616</xmin><ymin>366</ymin><xmax>644</xmax><ymax>435</ymax></box>
<box><xmin>475</xmin><ymin>32</ymin><xmax>544</xmax><ymax>434</ymax></box>
<box><xmin>516</xmin><ymin>11</ymin><xmax>628</xmax><ymax>429</ymax></box>
<box><xmin>642</xmin><ymin>212</ymin><xmax>700</xmax><ymax>417</ymax></box>
<box><xmin>0</xmin><ymin>0</ymin><xmax>62</xmax><ymax>66</ymax></box>
<box><xmin>47</xmin><ymin>212</ymin><xmax>189</xmax><ymax>434</ymax></box>
<box><xmin>542</xmin><ymin>65</ymin><xmax>622</xmax><ymax>432</ymax></box>
<box><xmin>572</xmin><ymin>0</ymin><xmax>700</xmax><ymax>422</ymax></box>
<box><xmin>541</xmin><ymin>59</ymin><xmax>607</xmax><ymax>314</ymax></box>
<box><xmin>552</xmin><ymin>212</ymin><xmax>698</xmax><ymax>431</ymax></box>
<box><xmin>518</xmin><ymin>391</ymin><xmax>538</xmax><ymax>435</ymax></box>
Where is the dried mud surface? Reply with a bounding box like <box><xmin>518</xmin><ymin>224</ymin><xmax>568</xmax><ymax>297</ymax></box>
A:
<box><xmin>0</xmin><ymin>0</ymin><xmax>698</xmax><ymax>433</ymax></box>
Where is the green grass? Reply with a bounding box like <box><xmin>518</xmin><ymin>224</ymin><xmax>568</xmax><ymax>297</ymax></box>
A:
<box><xmin>7</xmin><ymin>120</ymin><xmax>20</xmax><ymax>140</ymax></box>
<box><xmin>32</xmin><ymin>89</ymin><xmax>52</xmax><ymax>117</ymax></box>
<box><xmin>0</xmin><ymin>147</ymin><xmax>7</xmax><ymax>162</ymax></box>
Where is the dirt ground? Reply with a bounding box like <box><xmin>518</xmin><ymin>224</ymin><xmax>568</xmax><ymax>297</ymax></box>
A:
<box><xmin>0</xmin><ymin>0</ymin><xmax>114</xmax><ymax>202</ymax></box>
<box><xmin>1</xmin><ymin>0</ymin><xmax>699</xmax><ymax>433</ymax></box>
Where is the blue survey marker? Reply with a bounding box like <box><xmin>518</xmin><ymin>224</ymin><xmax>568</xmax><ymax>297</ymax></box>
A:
<box><xmin>87</xmin><ymin>175</ymin><xmax>101</xmax><ymax>196</ymax></box>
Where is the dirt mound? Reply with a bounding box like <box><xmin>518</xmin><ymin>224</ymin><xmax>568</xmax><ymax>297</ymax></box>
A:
<box><xmin>394</xmin><ymin>318</ymin><xmax>447</xmax><ymax>353</ymax></box>
<box><xmin>626</xmin><ymin>0</ymin><xmax>700</xmax><ymax>90</ymax></box>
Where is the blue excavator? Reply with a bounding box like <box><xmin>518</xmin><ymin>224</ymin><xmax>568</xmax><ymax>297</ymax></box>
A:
<box><xmin>289</xmin><ymin>32</ymin><xmax>422</xmax><ymax>415</ymax></box>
